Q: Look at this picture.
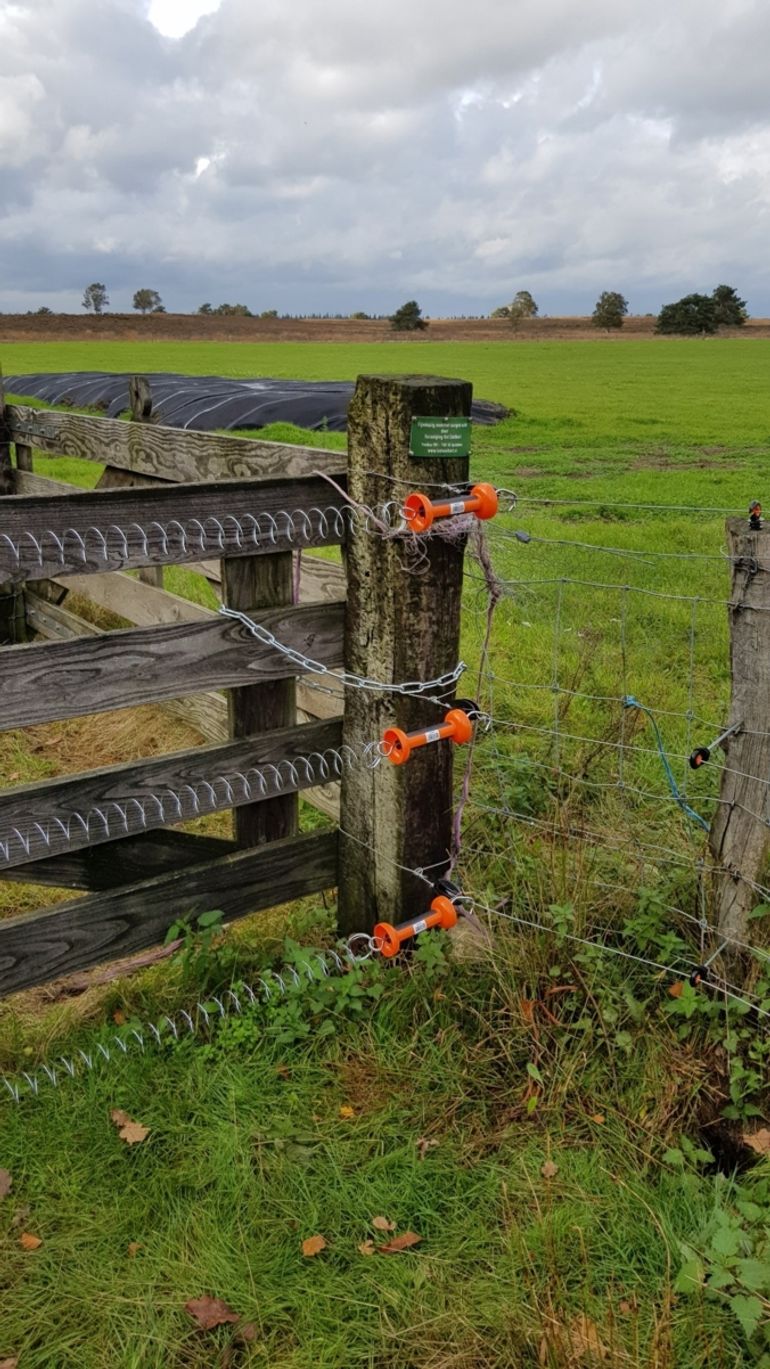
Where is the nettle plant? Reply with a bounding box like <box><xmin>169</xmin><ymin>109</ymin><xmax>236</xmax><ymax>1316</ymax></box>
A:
<box><xmin>546</xmin><ymin>891</ymin><xmax>770</xmax><ymax>1124</ymax></box>
<box><xmin>667</xmin><ymin>1146</ymin><xmax>770</xmax><ymax>1359</ymax></box>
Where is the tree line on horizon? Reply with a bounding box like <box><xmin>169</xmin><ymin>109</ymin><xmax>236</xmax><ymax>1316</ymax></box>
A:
<box><xmin>12</xmin><ymin>282</ymin><xmax>751</xmax><ymax>335</ymax></box>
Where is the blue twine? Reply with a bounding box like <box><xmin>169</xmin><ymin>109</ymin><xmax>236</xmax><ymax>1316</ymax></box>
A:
<box><xmin>622</xmin><ymin>695</ymin><xmax>709</xmax><ymax>834</ymax></box>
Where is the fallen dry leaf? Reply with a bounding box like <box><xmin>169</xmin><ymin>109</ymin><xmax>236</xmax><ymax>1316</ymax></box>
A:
<box><xmin>377</xmin><ymin>1231</ymin><xmax>422</xmax><ymax>1254</ymax></box>
<box><xmin>119</xmin><ymin>1121</ymin><xmax>150</xmax><ymax>1145</ymax></box>
<box><xmin>185</xmin><ymin>1296</ymin><xmax>240</xmax><ymax>1331</ymax></box>
<box><xmin>743</xmin><ymin>1128</ymin><xmax>770</xmax><ymax>1156</ymax></box>
<box><xmin>339</xmin><ymin>1105</ymin><xmax>355</xmax><ymax>1119</ymax></box>
<box><xmin>668</xmin><ymin>981</ymin><xmax>684</xmax><ymax>999</ymax></box>
<box><xmin>541</xmin><ymin>1160</ymin><xmax>559</xmax><ymax>1179</ymax></box>
<box><xmin>238</xmin><ymin>1323</ymin><xmax>258</xmax><ymax>1343</ymax></box>
<box><xmin>301</xmin><ymin>1234</ymin><xmax>327</xmax><ymax>1257</ymax></box>
<box><xmin>0</xmin><ymin>1169</ymin><xmax>12</xmax><ymax>1198</ymax></box>
<box><xmin>358</xmin><ymin>1240</ymin><xmax>376</xmax><ymax>1257</ymax></box>
<box><xmin>520</xmin><ymin>998</ymin><xmax>536</xmax><ymax>1026</ymax></box>
<box><xmin>569</xmin><ymin>1314</ymin><xmax>607</xmax><ymax>1362</ymax></box>
<box><xmin>127</xmin><ymin>1242</ymin><xmax>143</xmax><ymax>1258</ymax></box>
<box><xmin>589</xmin><ymin>1114</ymin><xmax>606</xmax><ymax>1125</ymax></box>
<box><xmin>112</xmin><ymin>1009</ymin><xmax>126</xmax><ymax>1026</ymax></box>
<box><xmin>110</xmin><ymin>1110</ymin><xmax>149</xmax><ymax>1145</ymax></box>
<box><xmin>0</xmin><ymin>1357</ymin><xmax>19</xmax><ymax>1369</ymax></box>
<box><xmin>618</xmin><ymin>1298</ymin><xmax>636</xmax><ymax>1316</ymax></box>
<box><xmin>372</xmin><ymin>1215</ymin><xmax>396</xmax><ymax>1232</ymax></box>
<box><xmin>416</xmin><ymin>1136</ymin><xmax>439</xmax><ymax>1160</ymax></box>
<box><xmin>275</xmin><ymin>1064</ymin><xmax>291</xmax><ymax>1079</ymax></box>
<box><xmin>19</xmin><ymin>1232</ymin><xmax>42</xmax><ymax>1251</ymax></box>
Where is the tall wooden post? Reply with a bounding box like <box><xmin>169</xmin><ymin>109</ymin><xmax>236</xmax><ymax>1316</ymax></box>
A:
<box><xmin>338</xmin><ymin>375</ymin><xmax>471</xmax><ymax>936</ymax></box>
<box><xmin>709</xmin><ymin>517</ymin><xmax>770</xmax><ymax>949</ymax></box>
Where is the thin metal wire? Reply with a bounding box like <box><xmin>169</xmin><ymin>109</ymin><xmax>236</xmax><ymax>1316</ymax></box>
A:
<box><xmin>488</xmin><ymin>524</ymin><xmax>737</xmax><ymax>566</ymax></box>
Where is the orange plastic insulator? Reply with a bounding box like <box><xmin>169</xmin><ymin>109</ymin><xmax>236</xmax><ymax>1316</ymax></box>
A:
<box><xmin>383</xmin><ymin>706</ymin><xmax>475</xmax><ymax>765</ymax></box>
<box><xmin>374</xmin><ymin>894</ymin><xmax>459</xmax><ymax>958</ymax></box>
<box><xmin>404</xmin><ymin>482</ymin><xmax>499</xmax><ymax>534</ymax></box>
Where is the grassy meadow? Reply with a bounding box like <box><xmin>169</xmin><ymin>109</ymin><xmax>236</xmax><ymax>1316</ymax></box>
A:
<box><xmin>2</xmin><ymin>337</ymin><xmax>770</xmax><ymax>1367</ymax></box>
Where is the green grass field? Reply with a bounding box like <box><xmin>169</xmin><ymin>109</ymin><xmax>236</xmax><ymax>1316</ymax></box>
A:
<box><xmin>2</xmin><ymin>338</ymin><xmax>770</xmax><ymax>1367</ymax></box>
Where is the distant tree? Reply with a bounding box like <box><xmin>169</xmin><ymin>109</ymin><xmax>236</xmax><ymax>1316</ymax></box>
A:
<box><xmin>712</xmin><ymin>284</ymin><xmax>747</xmax><ymax>327</ymax></box>
<box><xmin>350</xmin><ymin>311</ymin><xmax>369</xmax><ymax>320</ymax></box>
<box><xmin>490</xmin><ymin>305</ymin><xmax>510</xmax><ymax>318</ymax></box>
<box><xmin>389</xmin><ymin>300</ymin><xmax>428</xmax><ymax>331</ymax></box>
<box><xmin>260</xmin><ymin>309</ymin><xmax>278</xmax><ymax>318</ymax></box>
<box><xmin>133</xmin><ymin>288</ymin><xmax>163</xmax><ymax>315</ymax></box>
<box><xmin>82</xmin><ymin>282</ymin><xmax>109</xmax><ymax>315</ymax></box>
<box><xmin>198</xmin><ymin>303</ymin><xmax>214</xmax><ymax>315</ymax></box>
<box><xmin>509</xmin><ymin>290</ymin><xmax>538</xmax><ymax>324</ymax></box>
<box><xmin>592</xmin><ymin>291</ymin><xmax>629</xmax><ymax>331</ymax></box>
<box><xmin>656</xmin><ymin>293</ymin><xmax>718</xmax><ymax>336</ymax></box>
<box><xmin>27</xmin><ymin>306</ymin><xmax>53</xmax><ymax>316</ymax></box>
<box><xmin>213</xmin><ymin>302</ymin><xmax>252</xmax><ymax>316</ymax></box>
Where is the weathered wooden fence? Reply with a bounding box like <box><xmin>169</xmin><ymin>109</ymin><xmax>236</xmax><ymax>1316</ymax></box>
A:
<box><xmin>0</xmin><ymin>373</ymin><xmax>471</xmax><ymax>994</ymax></box>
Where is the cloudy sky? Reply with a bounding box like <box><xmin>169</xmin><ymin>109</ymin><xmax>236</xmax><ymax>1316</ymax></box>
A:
<box><xmin>1</xmin><ymin>0</ymin><xmax>769</xmax><ymax>316</ymax></box>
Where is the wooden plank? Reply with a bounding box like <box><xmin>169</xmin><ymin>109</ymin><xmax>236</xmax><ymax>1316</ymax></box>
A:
<box><xmin>25</xmin><ymin>590</ymin><xmax>102</xmax><ymax>641</ymax></box>
<box><xmin>338</xmin><ymin>375</ymin><xmax>471</xmax><ymax>935</ymax></box>
<box><xmin>199</xmin><ymin>552</ymin><xmax>346</xmax><ymax>604</ymax></box>
<box><xmin>6</xmin><ymin>404</ymin><xmax>346</xmax><ymax>484</ymax></box>
<box><xmin>0</xmin><ymin>829</ymin><xmax>236</xmax><ymax>891</ymax></box>
<box><xmin>13</xmin><ymin>469</ymin><xmax>81</xmax><ymax>496</ymax></box>
<box><xmin>0</xmin><ymin>600</ymin><xmax>345</xmax><ymax>729</ymax></box>
<box><xmin>49</xmin><ymin>568</ymin><xmax>212</xmax><ymax>627</ymax></box>
<box><xmin>0</xmin><ymin>474</ymin><xmax>347</xmax><ymax>583</ymax></box>
<box><xmin>223</xmin><ymin>554</ymin><xmax>298</xmax><ymax>846</ymax></box>
<box><xmin>709</xmin><ymin>517</ymin><xmax>770</xmax><ymax>954</ymax></box>
<box><xmin>0</xmin><ymin>716</ymin><xmax>342</xmax><ymax>873</ymax></box>
<box><xmin>0</xmin><ymin>829</ymin><xmax>338</xmax><ymax>996</ymax></box>
<box><xmin>96</xmin><ymin>463</ymin><xmax>165</xmax><ymax>586</ymax></box>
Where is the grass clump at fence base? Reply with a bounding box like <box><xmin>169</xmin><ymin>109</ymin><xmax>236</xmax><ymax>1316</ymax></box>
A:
<box><xmin>0</xmin><ymin>909</ymin><xmax>764</xmax><ymax>1369</ymax></box>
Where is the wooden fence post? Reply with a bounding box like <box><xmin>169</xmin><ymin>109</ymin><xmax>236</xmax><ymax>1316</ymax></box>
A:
<box><xmin>221</xmin><ymin>555</ymin><xmax>298</xmax><ymax>846</ymax></box>
<box><xmin>129</xmin><ymin>376</ymin><xmax>163</xmax><ymax>588</ymax></box>
<box><xmin>338</xmin><ymin>374</ymin><xmax>471</xmax><ymax>936</ymax></box>
<box><xmin>709</xmin><ymin>516</ymin><xmax>770</xmax><ymax>950</ymax></box>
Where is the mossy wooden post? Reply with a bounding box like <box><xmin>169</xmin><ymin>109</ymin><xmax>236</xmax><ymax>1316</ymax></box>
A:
<box><xmin>709</xmin><ymin>516</ymin><xmax>770</xmax><ymax>955</ymax></box>
<box><xmin>221</xmin><ymin>554</ymin><xmax>298</xmax><ymax>846</ymax></box>
<box><xmin>0</xmin><ymin>373</ymin><xmax>25</xmax><ymax>644</ymax></box>
<box><xmin>338</xmin><ymin>374</ymin><xmax>472</xmax><ymax>936</ymax></box>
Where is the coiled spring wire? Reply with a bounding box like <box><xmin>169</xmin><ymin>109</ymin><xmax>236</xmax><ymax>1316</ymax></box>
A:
<box><xmin>1</xmin><ymin>937</ymin><xmax>384</xmax><ymax>1105</ymax></box>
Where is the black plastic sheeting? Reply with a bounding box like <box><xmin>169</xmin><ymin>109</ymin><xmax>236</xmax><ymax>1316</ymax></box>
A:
<box><xmin>4</xmin><ymin>373</ymin><xmax>507</xmax><ymax>434</ymax></box>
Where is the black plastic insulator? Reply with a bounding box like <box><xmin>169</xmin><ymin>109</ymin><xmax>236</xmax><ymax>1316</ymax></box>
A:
<box><xmin>434</xmin><ymin>876</ymin><xmax>463</xmax><ymax>904</ymax></box>
<box><xmin>452</xmin><ymin>697</ymin><xmax>481</xmax><ymax>720</ymax></box>
<box><xmin>689</xmin><ymin>965</ymin><xmax>709</xmax><ymax>988</ymax></box>
<box><xmin>688</xmin><ymin>746</ymin><xmax>711</xmax><ymax>770</ymax></box>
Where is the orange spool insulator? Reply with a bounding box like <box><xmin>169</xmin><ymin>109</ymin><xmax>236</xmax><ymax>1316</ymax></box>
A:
<box><xmin>404</xmin><ymin>482</ymin><xmax>499</xmax><ymax>534</ymax></box>
<box><xmin>382</xmin><ymin>705</ymin><xmax>475</xmax><ymax>765</ymax></box>
<box><xmin>374</xmin><ymin>894</ymin><xmax>460</xmax><ymax>958</ymax></box>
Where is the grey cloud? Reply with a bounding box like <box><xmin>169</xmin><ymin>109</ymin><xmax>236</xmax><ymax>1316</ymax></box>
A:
<box><xmin>2</xmin><ymin>0</ymin><xmax>770</xmax><ymax>315</ymax></box>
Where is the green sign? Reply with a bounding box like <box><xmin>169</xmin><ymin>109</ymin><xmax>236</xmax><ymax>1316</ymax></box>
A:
<box><xmin>409</xmin><ymin>416</ymin><xmax>472</xmax><ymax>460</ymax></box>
